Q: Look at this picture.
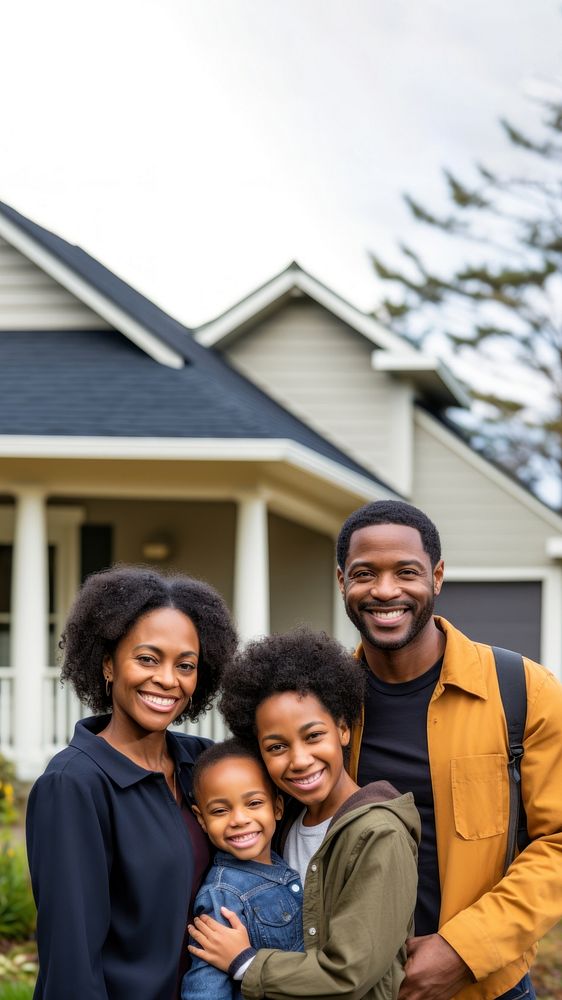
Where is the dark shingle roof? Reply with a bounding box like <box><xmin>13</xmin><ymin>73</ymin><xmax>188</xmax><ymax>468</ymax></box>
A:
<box><xmin>0</xmin><ymin>202</ymin><xmax>396</xmax><ymax>491</ymax></box>
<box><xmin>0</xmin><ymin>329</ymin><xmax>393</xmax><ymax>488</ymax></box>
<box><xmin>0</xmin><ymin>329</ymin><xmax>366</xmax><ymax>456</ymax></box>
<box><xmin>0</xmin><ymin>200</ymin><xmax>195</xmax><ymax>359</ymax></box>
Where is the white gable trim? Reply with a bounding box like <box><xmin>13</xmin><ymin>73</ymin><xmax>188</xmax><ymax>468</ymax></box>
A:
<box><xmin>0</xmin><ymin>214</ymin><xmax>184</xmax><ymax>370</ymax></box>
<box><xmin>196</xmin><ymin>268</ymin><xmax>298</xmax><ymax>346</ymax></box>
<box><xmin>195</xmin><ymin>265</ymin><xmax>466</xmax><ymax>407</ymax></box>
<box><xmin>415</xmin><ymin>407</ymin><xmax>562</xmax><ymax>532</ymax></box>
<box><xmin>197</xmin><ymin>266</ymin><xmax>419</xmax><ymax>355</ymax></box>
<box><xmin>546</xmin><ymin>537</ymin><xmax>562</xmax><ymax>558</ymax></box>
<box><xmin>0</xmin><ymin>435</ymin><xmax>397</xmax><ymax>502</ymax></box>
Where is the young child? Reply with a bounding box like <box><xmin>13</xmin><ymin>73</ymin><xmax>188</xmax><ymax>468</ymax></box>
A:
<box><xmin>181</xmin><ymin>739</ymin><xmax>304</xmax><ymax>1000</ymax></box>
<box><xmin>188</xmin><ymin>628</ymin><xmax>420</xmax><ymax>1000</ymax></box>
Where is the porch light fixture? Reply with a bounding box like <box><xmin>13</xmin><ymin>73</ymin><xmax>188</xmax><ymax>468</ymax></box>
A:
<box><xmin>141</xmin><ymin>536</ymin><xmax>173</xmax><ymax>562</ymax></box>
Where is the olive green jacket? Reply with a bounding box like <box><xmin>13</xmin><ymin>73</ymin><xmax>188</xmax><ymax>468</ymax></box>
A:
<box><xmin>242</xmin><ymin>782</ymin><xmax>420</xmax><ymax>1000</ymax></box>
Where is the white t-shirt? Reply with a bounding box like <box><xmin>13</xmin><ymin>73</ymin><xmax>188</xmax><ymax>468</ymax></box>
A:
<box><xmin>283</xmin><ymin>808</ymin><xmax>332</xmax><ymax>883</ymax></box>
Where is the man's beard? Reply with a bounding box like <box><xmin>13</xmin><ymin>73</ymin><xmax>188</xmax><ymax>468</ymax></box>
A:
<box><xmin>345</xmin><ymin>595</ymin><xmax>435</xmax><ymax>652</ymax></box>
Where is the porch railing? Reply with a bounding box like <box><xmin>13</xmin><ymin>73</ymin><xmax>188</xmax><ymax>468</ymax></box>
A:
<box><xmin>0</xmin><ymin>669</ymin><xmax>13</xmax><ymax>752</ymax></box>
<box><xmin>0</xmin><ymin>668</ymin><xmax>228</xmax><ymax>771</ymax></box>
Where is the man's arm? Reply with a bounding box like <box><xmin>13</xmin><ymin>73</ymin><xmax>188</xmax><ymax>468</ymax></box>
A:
<box><xmin>440</xmin><ymin>666</ymin><xmax>562</xmax><ymax>982</ymax></box>
<box><xmin>397</xmin><ymin>935</ymin><xmax>472</xmax><ymax>1000</ymax></box>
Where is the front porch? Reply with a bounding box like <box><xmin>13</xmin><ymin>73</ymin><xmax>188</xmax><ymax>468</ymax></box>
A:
<box><xmin>0</xmin><ymin>449</ymin><xmax>372</xmax><ymax>778</ymax></box>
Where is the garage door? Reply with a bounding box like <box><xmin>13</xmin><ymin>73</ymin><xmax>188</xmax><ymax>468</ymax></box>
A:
<box><xmin>435</xmin><ymin>581</ymin><xmax>541</xmax><ymax>662</ymax></box>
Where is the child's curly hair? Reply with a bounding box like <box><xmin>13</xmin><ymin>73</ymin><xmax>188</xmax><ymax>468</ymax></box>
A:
<box><xmin>219</xmin><ymin>626</ymin><xmax>365</xmax><ymax>740</ymax></box>
<box><xmin>192</xmin><ymin>737</ymin><xmax>277</xmax><ymax>802</ymax></box>
<box><xmin>60</xmin><ymin>565</ymin><xmax>238</xmax><ymax>723</ymax></box>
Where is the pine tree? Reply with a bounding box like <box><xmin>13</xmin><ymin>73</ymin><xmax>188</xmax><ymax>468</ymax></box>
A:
<box><xmin>372</xmin><ymin>94</ymin><xmax>562</xmax><ymax>508</ymax></box>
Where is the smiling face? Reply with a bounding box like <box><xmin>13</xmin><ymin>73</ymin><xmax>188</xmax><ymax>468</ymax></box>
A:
<box><xmin>193</xmin><ymin>756</ymin><xmax>283</xmax><ymax>865</ymax></box>
<box><xmin>337</xmin><ymin>522</ymin><xmax>444</xmax><ymax>658</ymax></box>
<box><xmin>256</xmin><ymin>691</ymin><xmax>357</xmax><ymax>824</ymax></box>
<box><xmin>103</xmin><ymin>606</ymin><xmax>199</xmax><ymax>736</ymax></box>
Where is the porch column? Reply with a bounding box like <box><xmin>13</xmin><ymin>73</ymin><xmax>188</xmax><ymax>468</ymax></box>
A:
<box><xmin>234</xmin><ymin>496</ymin><xmax>270</xmax><ymax>641</ymax></box>
<box><xmin>11</xmin><ymin>487</ymin><xmax>48</xmax><ymax>779</ymax></box>
<box><xmin>333</xmin><ymin>571</ymin><xmax>359</xmax><ymax>651</ymax></box>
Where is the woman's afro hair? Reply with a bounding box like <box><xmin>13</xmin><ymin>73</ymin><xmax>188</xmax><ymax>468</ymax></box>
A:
<box><xmin>219</xmin><ymin>626</ymin><xmax>365</xmax><ymax>741</ymax></box>
<box><xmin>60</xmin><ymin>565</ymin><xmax>238</xmax><ymax>723</ymax></box>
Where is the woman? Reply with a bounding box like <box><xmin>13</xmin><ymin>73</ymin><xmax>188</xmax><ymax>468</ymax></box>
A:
<box><xmin>26</xmin><ymin>565</ymin><xmax>238</xmax><ymax>1000</ymax></box>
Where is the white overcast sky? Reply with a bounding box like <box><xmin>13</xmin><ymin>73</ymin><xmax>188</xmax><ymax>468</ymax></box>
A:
<box><xmin>2</xmin><ymin>0</ymin><xmax>561</xmax><ymax>328</ymax></box>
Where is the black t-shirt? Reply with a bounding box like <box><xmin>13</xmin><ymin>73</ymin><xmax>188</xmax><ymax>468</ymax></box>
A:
<box><xmin>357</xmin><ymin>658</ymin><xmax>443</xmax><ymax>936</ymax></box>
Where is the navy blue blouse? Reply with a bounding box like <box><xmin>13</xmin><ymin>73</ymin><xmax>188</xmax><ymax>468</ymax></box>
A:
<box><xmin>26</xmin><ymin>715</ymin><xmax>211</xmax><ymax>1000</ymax></box>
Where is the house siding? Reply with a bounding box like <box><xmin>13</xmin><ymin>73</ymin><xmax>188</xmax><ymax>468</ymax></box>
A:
<box><xmin>412</xmin><ymin>417</ymin><xmax>553</xmax><ymax>567</ymax></box>
<box><xmin>268</xmin><ymin>512</ymin><xmax>334</xmax><ymax>634</ymax></box>
<box><xmin>0</xmin><ymin>237</ymin><xmax>110</xmax><ymax>330</ymax></box>
<box><xmin>224</xmin><ymin>299</ymin><xmax>411</xmax><ymax>494</ymax></box>
<box><xmin>78</xmin><ymin>500</ymin><xmax>334</xmax><ymax>635</ymax></box>
<box><xmin>82</xmin><ymin>499</ymin><xmax>237</xmax><ymax>607</ymax></box>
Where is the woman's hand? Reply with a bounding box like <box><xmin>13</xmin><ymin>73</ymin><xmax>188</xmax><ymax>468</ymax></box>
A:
<box><xmin>188</xmin><ymin>907</ymin><xmax>251</xmax><ymax>972</ymax></box>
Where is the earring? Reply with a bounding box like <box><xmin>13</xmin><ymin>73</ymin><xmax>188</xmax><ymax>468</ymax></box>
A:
<box><xmin>187</xmin><ymin>696</ymin><xmax>192</xmax><ymax>709</ymax></box>
<box><xmin>105</xmin><ymin>678</ymin><xmax>112</xmax><ymax>698</ymax></box>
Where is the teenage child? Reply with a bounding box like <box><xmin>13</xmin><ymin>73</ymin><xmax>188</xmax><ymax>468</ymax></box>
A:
<box><xmin>188</xmin><ymin>628</ymin><xmax>420</xmax><ymax>1000</ymax></box>
<box><xmin>181</xmin><ymin>739</ymin><xmax>304</xmax><ymax>1000</ymax></box>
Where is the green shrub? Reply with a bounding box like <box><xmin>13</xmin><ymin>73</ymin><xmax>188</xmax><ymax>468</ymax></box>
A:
<box><xmin>0</xmin><ymin>943</ymin><xmax>38</xmax><ymax>994</ymax></box>
<box><xmin>0</xmin><ymin>844</ymin><xmax>36</xmax><ymax>940</ymax></box>
<box><xmin>0</xmin><ymin>754</ymin><xmax>18</xmax><ymax>827</ymax></box>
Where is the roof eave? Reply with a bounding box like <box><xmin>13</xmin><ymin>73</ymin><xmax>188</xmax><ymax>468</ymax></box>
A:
<box><xmin>0</xmin><ymin>434</ymin><xmax>399</xmax><ymax>503</ymax></box>
<box><xmin>195</xmin><ymin>264</ymin><xmax>421</xmax><ymax>356</ymax></box>
<box><xmin>371</xmin><ymin>352</ymin><xmax>470</xmax><ymax>408</ymax></box>
<box><xmin>0</xmin><ymin>205</ymin><xmax>186</xmax><ymax>369</ymax></box>
<box><xmin>195</xmin><ymin>263</ymin><xmax>465</xmax><ymax>411</ymax></box>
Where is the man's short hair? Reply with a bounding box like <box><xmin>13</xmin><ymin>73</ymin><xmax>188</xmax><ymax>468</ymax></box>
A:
<box><xmin>337</xmin><ymin>500</ymin><xmax>442</xmax><ymax>570</ymax></box>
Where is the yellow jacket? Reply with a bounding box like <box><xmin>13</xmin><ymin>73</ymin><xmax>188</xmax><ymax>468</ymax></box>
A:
<box><xmin>349</xmin><ymin>617</ymin><xmax>562</xmax><ymax>1000</ymax></box>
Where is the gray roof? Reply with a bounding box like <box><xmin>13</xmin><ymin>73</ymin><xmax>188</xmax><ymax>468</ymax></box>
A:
<box><xmin>0</xmin><ymin>200</ymin><xmax>193</xmax><ymax>359</ymax></box>
<box><xmin>0</xmin><ymin>201</ymin><xmax>396</xmax><ymax>491</ymax></box>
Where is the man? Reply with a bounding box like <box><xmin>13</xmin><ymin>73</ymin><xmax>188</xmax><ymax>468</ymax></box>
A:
<box><xmin>336</xmin><ymin>500</ymin><xmax>562</xmax><ymax>1000</ymax></box>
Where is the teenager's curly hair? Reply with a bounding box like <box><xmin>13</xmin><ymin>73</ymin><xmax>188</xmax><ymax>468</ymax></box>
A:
<box><xmin>219</xmin><ymin>627</ymin><xmax>365</xmax><ymax>741</ymax></box>
<box><xmin>60</xmin><ymin>565</ymin><xmax>238</xmax><ymax>722</ymax></box>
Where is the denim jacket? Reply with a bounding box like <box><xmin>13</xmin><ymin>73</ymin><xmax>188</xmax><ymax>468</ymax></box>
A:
<box><xmin>181</xmin><ymin>850</ymin><xmax>303</xmax><ymax>1000</ymax></box>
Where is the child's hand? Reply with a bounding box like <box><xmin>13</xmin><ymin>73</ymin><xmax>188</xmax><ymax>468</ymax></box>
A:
<box><xmin>188</xmin><ymin>907</ymin><xmax>251</xmax><ymax>972</ymax></box>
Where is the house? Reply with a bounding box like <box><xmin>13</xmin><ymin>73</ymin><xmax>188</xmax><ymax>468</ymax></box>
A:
<box><xmin>194</xmin><ymin>262</ymin><xmax>562</xmax><ymax>670</ymax></box>
<box><xmin>1</xmin><ymin>201</ymin><xmax>561</xmax><ymax>778</ymax></box>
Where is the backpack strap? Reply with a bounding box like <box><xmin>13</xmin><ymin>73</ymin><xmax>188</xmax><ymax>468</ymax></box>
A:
<box><xmin>492</xmin><ymin>646</ymin><xmax>530</xmax><ymax>874</ymax></box>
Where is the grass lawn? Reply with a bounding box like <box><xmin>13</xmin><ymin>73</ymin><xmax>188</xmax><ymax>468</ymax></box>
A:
<box><xmin>532</xmin><ymin>920</ymin><xmax>562</xmax><ymax>999</ymax></box>
<box><xmin>0</xmin><ymin>922</ymin><xmax>560</xmax><ymax>999</ymax></box>
<box><xmin>0</xmin><ymin>986</ymin><xmax>33</xmax><ymax>1000</ymax></box>
<box><xmin>0</xmin><ymin>942</ymin><xmax>37</xmax><ymax>1000</ymax></box>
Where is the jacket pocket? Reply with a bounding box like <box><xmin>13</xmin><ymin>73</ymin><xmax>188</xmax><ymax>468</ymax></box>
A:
<box><xmin>250</xmin><ymin>896</ymin><xmax>303</xmax><ymax>951</ymax></box>
<box><xmin>451</xmin><ymin>754</ymin><xmax>506</xmax><ymax>840</ymax></box>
